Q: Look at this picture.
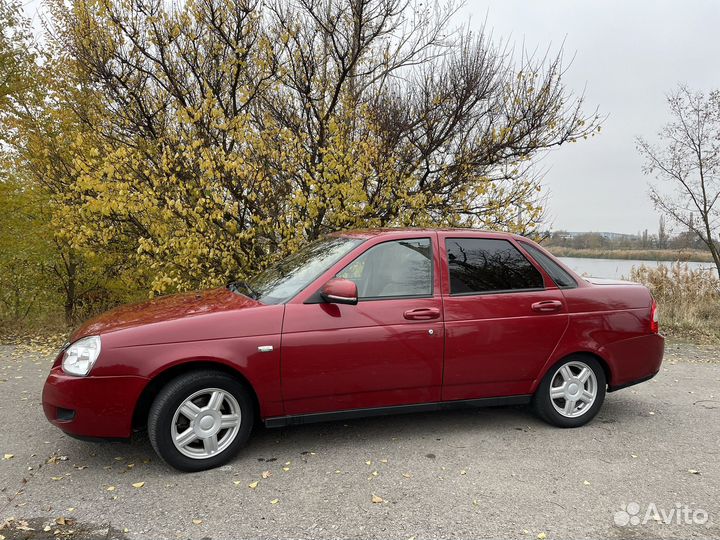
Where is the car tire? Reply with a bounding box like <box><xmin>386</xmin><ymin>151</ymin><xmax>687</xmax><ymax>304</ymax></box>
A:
<box><xmin>147</xmin><ymin>370</ymin><xmax>254</xmax><ymax>472</ymax></box>
<box><xmin>533</xmin><ymin>355</ymin><xmax>606</xmax><ymax>428</ymax></box>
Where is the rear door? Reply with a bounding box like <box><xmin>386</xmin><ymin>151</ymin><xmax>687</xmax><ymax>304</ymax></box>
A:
<box><xmin>439</xmin><ymin>233</ymin><xmax>569</xmax><ymax>400</ymax></box>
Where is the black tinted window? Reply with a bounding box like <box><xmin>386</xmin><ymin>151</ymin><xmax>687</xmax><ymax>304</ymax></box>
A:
<box><xmin>446</xmin><ymin>238</ymin><xmax>544</xmax><ymax>294</ymax></box>
<box><xmin>337</xmin><ymin>238</ymin><xmax>432</xmax><ymax>299</ymax></box>
<box><xmin>520</xmin><ymin>242</ymin><xmax>577</xmax><ymax>288</ymax></box>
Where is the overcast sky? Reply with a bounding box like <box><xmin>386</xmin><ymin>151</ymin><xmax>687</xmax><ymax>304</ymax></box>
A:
<box><xmin>460</xmin><ymin>0</ymin><xmax>720</xmax><ymax>234</ymax></box>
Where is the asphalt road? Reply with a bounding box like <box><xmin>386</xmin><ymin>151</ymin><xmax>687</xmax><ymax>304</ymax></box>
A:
<box><xmin>1</xmin><ymin>342</ymin><xmax>719</xmax><ymax>540</ymax></box>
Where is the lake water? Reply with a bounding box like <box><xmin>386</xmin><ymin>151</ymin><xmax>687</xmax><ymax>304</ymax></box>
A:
<box><xmin>557</xmin><ymin>257</ymin><xmax>715</xmax><ymax>280</ymax></box>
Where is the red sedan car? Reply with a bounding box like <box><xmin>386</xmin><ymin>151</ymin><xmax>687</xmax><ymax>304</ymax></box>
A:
<box><xmin>43</xmin><ymin>229</ymin><xmax>664</xmax><ymax>471</ymax></box>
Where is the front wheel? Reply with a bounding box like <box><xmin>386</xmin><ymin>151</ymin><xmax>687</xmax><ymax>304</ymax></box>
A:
<box><xmin>533</xmin><ymin>355</ymin><xmax>606</xmax><ymax>428</ymax></box>
<box><xmin>148</xmin><ymin>371</ymin><xmax>254</xmax><ymax>471</ymax></box>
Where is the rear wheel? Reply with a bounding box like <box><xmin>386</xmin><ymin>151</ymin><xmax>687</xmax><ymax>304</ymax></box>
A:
<box><xmin>533</xmin><ymin>355</ymin><xmax>606</xmax><ymax>428</ymax></box>
<box><xmin>148</xmin><ymin>371</ymin><xmax>254</xmax><ymax>471</ymax></box>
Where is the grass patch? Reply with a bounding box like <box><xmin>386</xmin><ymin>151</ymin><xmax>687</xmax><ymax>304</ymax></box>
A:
<box><xmin>546</xmin><ymin>246</ymin><xmax>714</xmax><ymax>263</ymax></box>
<box><xmin>0</xmin><ymin>318</ymin><xmax>71</xmax><ymax>352</ymax></box>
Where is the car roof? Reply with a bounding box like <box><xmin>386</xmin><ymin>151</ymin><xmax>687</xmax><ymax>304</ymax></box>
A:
<box><xmin>331</xmin><ymin>227</ymin><xmax>523</xmax><ymax>240</ymax></box>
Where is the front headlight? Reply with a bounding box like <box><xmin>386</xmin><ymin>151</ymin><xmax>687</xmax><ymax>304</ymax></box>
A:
<box><xmin>62</xmin><ymin>336</ymin><xmax>102</xmax><ymax>376</ymax></box>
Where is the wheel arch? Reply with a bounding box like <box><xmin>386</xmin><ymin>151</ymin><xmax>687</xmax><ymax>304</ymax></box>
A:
<box><xmin>132</xmin><ymin>360</ymin><xmax>261</xmax><ymax>431</ymax></box>
<box><xmin>531</xmin><ymin>350</ymin><xmax>612</xmax><ymax>394</ymax></box>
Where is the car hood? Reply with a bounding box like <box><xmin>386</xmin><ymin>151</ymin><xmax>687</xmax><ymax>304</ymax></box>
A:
<box><xmin>72</xmin><ymin>288</ymin><xmax>264</xmax><ymax>342</ymax></box>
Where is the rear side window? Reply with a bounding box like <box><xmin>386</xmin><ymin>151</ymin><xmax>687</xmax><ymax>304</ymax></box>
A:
<box><xmin>519</xmin><ymin>241</ymin><xmax>577</xmax><ymax>289</ymax></box>
<box><xmin>445</xmin><ymin>238</ymin><xmax>544</xmax><ymax>294</ymax></box>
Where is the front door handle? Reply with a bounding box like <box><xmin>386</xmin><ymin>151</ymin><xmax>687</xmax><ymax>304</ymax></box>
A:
<box><xmin>403</xmin><ymin>307</ymin><xmax>441</xmax><ymax>320</ymax></box>
<box><xmin>531</xmin><ymin>300</ymin><xmax>563</xmax><ymax>313</ymax></box>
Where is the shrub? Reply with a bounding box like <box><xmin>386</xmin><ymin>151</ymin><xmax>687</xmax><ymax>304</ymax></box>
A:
<box><xmin>630</xmin><ymin>263</ymin><xmax>720</xmax><ymax>342</ymax></box>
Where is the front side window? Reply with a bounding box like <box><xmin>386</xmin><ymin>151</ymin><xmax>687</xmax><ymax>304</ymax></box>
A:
<box><xmin>446</xmin><ymin>238</ymin><xmax>544</xmax><ymax>294</ymax></box>
<box><xmin>337</xmin><ymin>238</ymin><xmax>433</xmax><ymax>299</ymax></box>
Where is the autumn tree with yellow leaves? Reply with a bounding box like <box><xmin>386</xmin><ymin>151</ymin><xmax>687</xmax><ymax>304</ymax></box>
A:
<box><xmin>1</xmin><ymin>0</ymin><xmax>601</xmax><ymax>324</ymax></box>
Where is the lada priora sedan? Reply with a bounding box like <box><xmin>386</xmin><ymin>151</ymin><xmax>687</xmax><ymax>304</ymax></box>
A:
<box><xmin>43</xmin><ymin>229</ymin><xmax>664</xmax><ymax>471</ymax></box>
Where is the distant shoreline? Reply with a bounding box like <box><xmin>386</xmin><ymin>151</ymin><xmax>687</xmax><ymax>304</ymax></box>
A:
<box><xmin>545</xmin><ymin>246</ymin><xmax>714</xmax><ymax>263</ymax></box>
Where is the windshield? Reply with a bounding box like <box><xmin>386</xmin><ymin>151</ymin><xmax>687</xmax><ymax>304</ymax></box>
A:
<box><xmin>234</xmin><ymin>236</ymin><xmax>364</xmax><ymax>304</ymax></box>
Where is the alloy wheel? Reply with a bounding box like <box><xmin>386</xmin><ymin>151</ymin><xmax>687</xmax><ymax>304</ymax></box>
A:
<box><xmin>549</xmin><ymin>361</ymin><xmax>598</xmax><ymax>418</ymax></box>
<box><xmin>170</xmin><ymin>388</ymin><xmax>242</xmax><ymax>459</ymax></box>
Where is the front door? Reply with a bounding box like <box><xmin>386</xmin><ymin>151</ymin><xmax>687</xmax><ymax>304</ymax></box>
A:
<box><xmin>439</xmin><ymin>234</ymin><xmax>569</xmax><ymax>401</ymax></box>
<box><xmin>281</xmin><ymin>236</ymin><xmax>444</xmax><ymax>415</ymax></box>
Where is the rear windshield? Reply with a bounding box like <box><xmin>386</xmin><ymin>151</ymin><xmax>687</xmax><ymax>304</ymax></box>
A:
<box><xmin>519</xmin><ymin>241</ymin><xmax>577</xmax><ymax>289</ymax></box>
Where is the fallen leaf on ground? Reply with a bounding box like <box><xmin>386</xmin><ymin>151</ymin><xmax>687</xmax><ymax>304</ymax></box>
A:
<box><xmin>261</xmin><ymin>471</ymin><xmax>271</xmax><ymax>479</ymax></box>
<box><xmin>248</xmin><ymin>481</ymin><xmax>259</xmax><ymax>489</ymax></box>
<box><xmin>365</xmin><ymin>460</ymin><xmax>372</xmax><ymax>465</ymax></box>
<box><xmin>132</xmin><ymin>482</ymin><xmax>145</xmax><ymax>488</ymax></box>
<box><xmin>51</xmin><ymin>477</ymin><xmax>63</xmax><ymax>481</ymax></box>
<box><xmin>106</xmin><ymin>486</ymin><xmax>115</xmax><ymax>491</ymax></box>
<box><xmin>270</xmin><ymin>498</ymin><xmax>279</xmax><ymax>505</ymax></box>
<box><xmin>537</xmin><ymin>533</ymin><xmax>547</xmax><ymax>540</ymax></box>
<box><xmin>282</xmin><ymin>467</ymin><xmax>290</xmax><ymax>472</ymax></box>
<box><xmin>688</xmin><ymin>469</ymin><xmax>701</xmax><ymax>475</ymax></box>
<box><xmin>371</xmin><ymin>494</ymin><xmax>384</xmax><ymax>504</ymax></box>
<box><xmin>583</xmin><ymin>480</ymin><xmax>590</xmax><ymax>485</ymax></box>
<box><xmin>233</xmin><ymin>480</ymin><xmax>242</xmax><ymax>485</ymax></box>
<box><xmin>192</xmin><ymin>519</ymin><xmax>202</xmax><ymax>525</ymax></box>
<box><xmin>16</xmin><ymin>521</ymin><xmax>34</xmax><ymax>531</ymax></box>
<box><xmin>2</xmin><ymin>454</ymin><xmax>13</xmax><ymax>460</ymax></box>
<box><xmin>402</xmin><ymin>473</ymin><xmax>412</xmax><ymax>478</ymax></box>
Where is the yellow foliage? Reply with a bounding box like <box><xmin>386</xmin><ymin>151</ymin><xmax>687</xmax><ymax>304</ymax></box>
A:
<box><xmin>2</xmin><ymin>0</ymin><xmax>602</xmax><ymax>310</ymax></box>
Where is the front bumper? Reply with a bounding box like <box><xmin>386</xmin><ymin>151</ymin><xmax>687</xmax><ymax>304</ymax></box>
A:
<box><xmin>42</xmin><ymin>367</ymin><xmax>149</xmax><ymax>439</ymax></box>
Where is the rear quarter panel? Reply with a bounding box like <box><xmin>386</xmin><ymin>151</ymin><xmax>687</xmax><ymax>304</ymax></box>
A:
<box><xmin>532</xmin><ymin>282</ymin><xmax>664</xmax><ymax>391</ymax></box>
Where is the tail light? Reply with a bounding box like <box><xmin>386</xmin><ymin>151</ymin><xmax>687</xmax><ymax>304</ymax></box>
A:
<box><xmin>650</xmin><ymin>299</ymin><xmax>659</xmax><ymax>334</ymax></box>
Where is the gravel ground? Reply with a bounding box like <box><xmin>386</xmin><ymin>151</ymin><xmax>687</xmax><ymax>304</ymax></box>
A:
<box><xmin>1</xmin><ymin>342</ymin><xmax>719</xmax><ymax>540</ymax></box>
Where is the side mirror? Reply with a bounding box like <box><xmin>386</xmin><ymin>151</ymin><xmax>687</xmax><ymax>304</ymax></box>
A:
<box><xmin>320</xmin><ymin>278</ymin><xmax>358</xmax><ymax>305</ymax></box>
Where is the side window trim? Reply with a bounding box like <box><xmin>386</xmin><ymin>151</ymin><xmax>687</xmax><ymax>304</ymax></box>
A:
<box><xmin>337</xmin><ymin>237</ymin><xmax>435</xmax><ymax>302</ymax></box>
<box><xmin>444</xmin><ymin>237</ymin><xmax>546</xmax><ymax>296</ymax></box>
<box><xmin>449</xmin><ymin>286</ymin><xmax>547</xmax><ymax>297</ymax></box>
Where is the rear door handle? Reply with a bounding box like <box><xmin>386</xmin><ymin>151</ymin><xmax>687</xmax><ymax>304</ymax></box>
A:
<box><xmin>403</xmin><ymin>307</ymin><xmax>441</xmax><ymax>320</ymax></box>
<box><xmin>531</xmin><ymin>300</ymin><xmax>563</xmax><ymax>313</ymax></box>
